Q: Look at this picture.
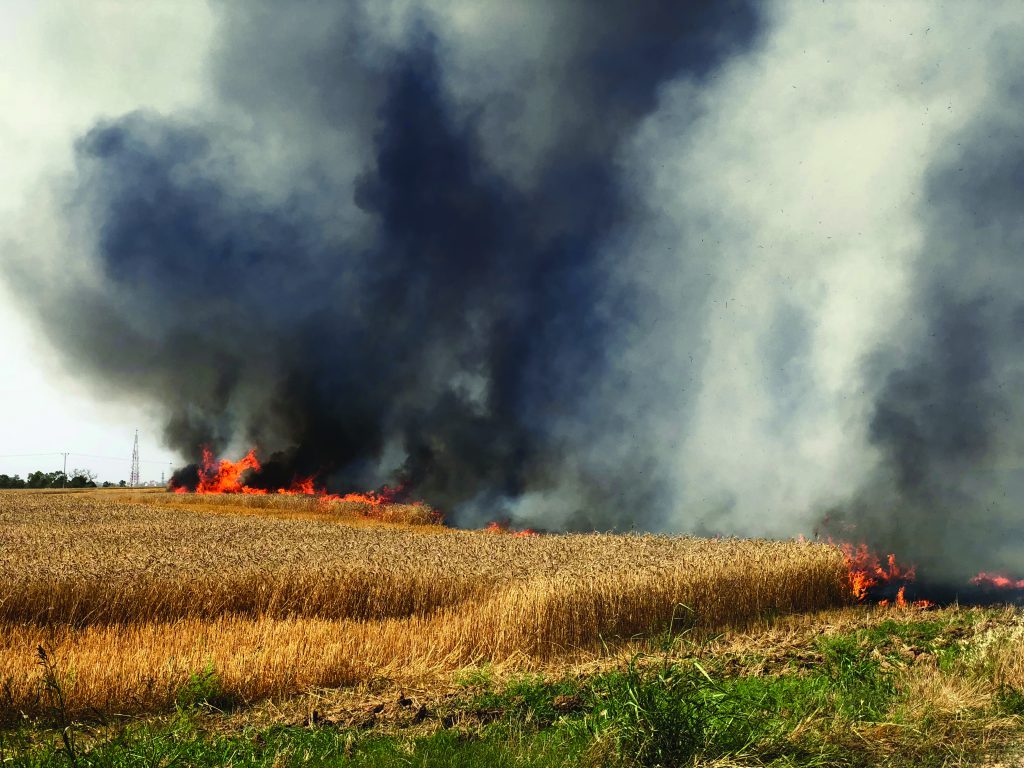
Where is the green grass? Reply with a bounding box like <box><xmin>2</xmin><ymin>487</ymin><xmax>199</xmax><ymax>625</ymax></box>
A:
<box><xmin>815</xmin><ymin>633</ymin><xmax>896</xmax><ymax>720</ymax></box>
<box><xmin>470</xmin><ymin>674</ymin><xmax>587</xmax><ymax>727</ymax></box>
<box><xmin>0</xmin><ymin>658</ymin><xmax>902</xmax><ymax>768</ymax></box>
<box><xmin>995</xmin><ymin>685</ymin><xmax>1024</xmax><ymax>717</ymax></box>
<box><xmin>0</xmin><ymin>718</ymin><xmax>586</xmax><ymax>768</ymax></box>
<box><xmin>175</xmin><ymin>662</ymin><xmax>236</xmax><ymax>712</ymax></box>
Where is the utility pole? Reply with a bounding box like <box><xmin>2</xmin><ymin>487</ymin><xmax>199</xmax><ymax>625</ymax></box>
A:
<box><xmin>130</xmin><ymin>431</ymin><xmax>140</xmax><ymax>488</ymax></box>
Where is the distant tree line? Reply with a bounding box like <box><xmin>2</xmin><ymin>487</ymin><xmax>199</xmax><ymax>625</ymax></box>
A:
<box><xmin>0</xmin><ymin>469</ymin><xmax>106</xmax><ymax>489</ymax></box>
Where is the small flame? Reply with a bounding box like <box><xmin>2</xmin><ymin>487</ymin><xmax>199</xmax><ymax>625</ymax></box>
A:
<box><xmin>337</xmin><ymin>486</ymin><xmax>407</xmax><ymax>507</ymax></box>
<box><xmin>484</xmin><ymin>520</ymin><xmax>538</xmax><ymax>536</ymax></box>
<box><xmin>970</xmin><ymin>572</ymin><xmax>1024</xmax><ymax>590</ymax></box>
<box><xmin>280</xmin><ymin>477</ymin><xmax>316</xmax><ymax>496</ymax></box>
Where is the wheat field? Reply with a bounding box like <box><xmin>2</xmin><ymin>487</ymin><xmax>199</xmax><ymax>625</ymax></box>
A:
<box><xmin>0</xmin><ymin>490</ymin><xmax>849</xmax><ymax>719</ymax></box>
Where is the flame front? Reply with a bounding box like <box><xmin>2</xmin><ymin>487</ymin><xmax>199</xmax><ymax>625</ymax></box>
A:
<box><xmin>169</xmin><ymin>447</ymin><xmax>443</xmax><ymax>524</ymax></box>
<box><xmin>837</xmin><ymin>542</ymin><xmax>932</xmax><ymax>608</ymax></box>
<box><xmin>834</xmin><ymin>541</ymin><xmax>1024</xmax><ymax>607</ymax></box>
<box><xmin>176</xmin><ymin>450</ymin><xmax>1024</xmax><ymax>593</ymax></box>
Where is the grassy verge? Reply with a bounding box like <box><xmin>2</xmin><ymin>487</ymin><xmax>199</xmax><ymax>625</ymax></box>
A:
<box><xmin>6</xmin><ymin>607</ymin><xmax>1024</xmax><ymax>767</ymax></box>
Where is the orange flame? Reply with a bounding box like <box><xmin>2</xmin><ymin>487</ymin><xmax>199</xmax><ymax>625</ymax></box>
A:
<box><xmin>337</xmin><ymin>486</ymin><xmax>407</xmax><ymax>507</ymax></box>
<box><xmin>835</xmin><ymin>541</ymin><xmax>932</xmax><ymax>609</ymax></box>
<box><xmin>279</xmin><ymin>477</ymin><xmax>316</xmax><ymax>496</ymax></box>
<box><xmin>484</xmin><ymin>520</ymin><xmax>538</xmax><ymax>536</ymax></box>
<box><xmin>173</xmin><ymin>447</ymin><xmax>441</xmax><ymax>523</ymax></box>
<box><xmin>970</xmin><ymin>572</ymin><xmax>1024</xmax><ymax>590</ymax></box>
<box><xmin>195</xmin><ymin>447</ymin><xmax>262</xmax><ymax>494</ymax></box>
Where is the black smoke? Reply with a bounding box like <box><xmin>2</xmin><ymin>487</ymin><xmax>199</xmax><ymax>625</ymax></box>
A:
<box><xmin>13</xmin><ymin>1</ymin><xmax>762</xmax><ymax>528</ymax></box>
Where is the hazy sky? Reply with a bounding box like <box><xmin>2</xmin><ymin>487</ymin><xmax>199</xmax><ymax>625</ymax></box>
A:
<box><xmin>0</xmin><ymin>1</ymin><xmax>212</xmax><ymax>481</ymax></box>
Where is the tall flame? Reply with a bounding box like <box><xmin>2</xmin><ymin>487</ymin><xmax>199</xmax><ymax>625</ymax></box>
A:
<box><xmin>188</xmin><ymin>447</ymin><xmax>262</xmax><ymax>494</ymax></box>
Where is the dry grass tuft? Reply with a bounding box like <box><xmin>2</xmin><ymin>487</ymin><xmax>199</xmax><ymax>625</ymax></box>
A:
<box><xmin>962</xmin><ymin>608</ymin><xmax>1024</xmax><ymax>690</ymax></box>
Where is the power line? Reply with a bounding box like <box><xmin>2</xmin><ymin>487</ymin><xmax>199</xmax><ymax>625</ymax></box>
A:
<box><xmin>0</xmin><ymin>451</ymin><xmax>175</xmax><ymax>464</ymax></box>
<box><xmin>0</xmin><ymin>437</ymin><xmax>177</xmax><ymax>487</ymax></box>
<box><xmin>0</xmin><ymin>452</ymin><xmax>66</xmax><ymax>459</ymax></box>
<box><xmin>67</xmin><ymin>452</ymin><xmax>174</xmax><ymax>465</ymax></box>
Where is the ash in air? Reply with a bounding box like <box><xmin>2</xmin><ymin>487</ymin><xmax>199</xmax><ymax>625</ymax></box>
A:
<box><xmin>7</xmin><ymin>0</ymin><xmax>1024</xmax><ymax>582</ymax></box>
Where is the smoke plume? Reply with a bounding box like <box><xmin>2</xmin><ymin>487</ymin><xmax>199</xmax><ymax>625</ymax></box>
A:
<box><xmin>831</xmin><ymin>34</ymin><xmax>1024</xmax><ymax>583</ymax></box>
<box><xmin>5</xmin><ymin>1</ymin><xmax>760</xmax><ymax>529</ymax></box>
<box><xmin>6</xmin><ymin>0</ymin><xmax>1024</xmax><ymax>581</ymax></box>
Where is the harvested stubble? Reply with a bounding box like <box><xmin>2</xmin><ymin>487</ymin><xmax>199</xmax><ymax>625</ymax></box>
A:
<box><xmin>0</xmin><ymin>490</ymin><xmax>849</xmax><ymax>718</ymax></box>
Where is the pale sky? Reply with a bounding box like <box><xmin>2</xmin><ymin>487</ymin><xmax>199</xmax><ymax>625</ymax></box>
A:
<box><xmin>0</xmin><ymin>1</ymin><xmax>213</xmax><ymax>482</ymax></box>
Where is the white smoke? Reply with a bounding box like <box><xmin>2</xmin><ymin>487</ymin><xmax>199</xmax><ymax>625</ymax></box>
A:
<box><xmin>613</xmin><ymin>0</ymin><xmax>1018</xmax><ymax>537</ymax></box>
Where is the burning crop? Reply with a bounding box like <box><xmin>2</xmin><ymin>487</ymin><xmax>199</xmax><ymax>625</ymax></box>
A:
<box><xmin>835</xmin><ymin>540</ymin><xmax>1024</xmax><ymax>608</ymax></box>
<box><xmin>4</xmin><ymin>0</ymin><xmax>1024</xmax><ymax>623</ymax></box>
<box><xmin>189</xmin><ymin>447</ymin><xmax>261</xmax><ymax>494</ymax></box>
<box><xmin>483</xmin><ymin>520</ymin><xmax>538</xmax><ymax>537</ymax></box>
<box><xmin>971</xmin><ymin>573</ymin><xmax>1024</xmax><ymax>590</ymax></box>
<box><xmin>172</xmin><ymin>450</ymin><xmax>1024</xmax><ymax>610</ymax></box>
<box><xmin>172</xmin><ymin>447</ymin><xmax>440</xmax><ymax>523</ymax></box>
<box><xmin>838</xmin><ymin>543</ymin><xmax>932</xmax><ymax>609</ymax></box>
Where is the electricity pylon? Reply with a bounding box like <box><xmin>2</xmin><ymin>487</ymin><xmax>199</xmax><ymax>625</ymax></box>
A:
<box><xmin>130</xmin><ymin>431</ymin><xmax>140</xmax><ymax>488</ymax></box>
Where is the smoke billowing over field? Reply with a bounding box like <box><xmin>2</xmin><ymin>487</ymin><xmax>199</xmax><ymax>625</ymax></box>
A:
<box><xmin>6</xmin><ymin>1</ymin><xmax>1024</xmax><ymax>583</ymax></box>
